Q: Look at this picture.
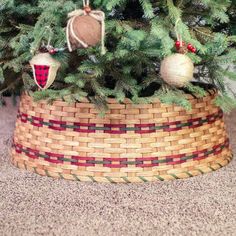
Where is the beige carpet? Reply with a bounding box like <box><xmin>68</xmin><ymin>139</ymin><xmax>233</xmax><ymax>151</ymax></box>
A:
<box><xmin>0</xmin><ymin>98</ymin><xmax>236</xmax><ymax>236</ymax></box>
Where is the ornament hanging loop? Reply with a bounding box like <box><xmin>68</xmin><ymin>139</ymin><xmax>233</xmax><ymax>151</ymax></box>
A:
<box><xmin>174</xmin><ymin>19</ymin><xmax>188</xmax><ymax>54</ymax></box>
<box><xmin>83</xmin><ymin>0</ymin><xmax>91</xmax><ymax>13</ymax></box>
<box><xmin>45</xmin><ymin>26</ymin><xmax>53</xmax><ymax>49</ymax></box>
<box><xmin>83</xmin><ymin>0</ymin><xmax>90</xmax><ymax>7</ymax></box>
<box><xmin>174</xmin><ymin>19</ymin><xmax>197</xmax><ymax>54</ymax></box>
<box><xmin>175</xmin><ymin>19</ymin><xmax>183</xmax><ymax>47</ymax></box>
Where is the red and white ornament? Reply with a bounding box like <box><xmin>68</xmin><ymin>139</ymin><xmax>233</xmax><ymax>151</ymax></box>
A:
<box><xmin>30</xmin><ymin>53</ymin><xmax>61</xmax><ymax>90</ymax></box>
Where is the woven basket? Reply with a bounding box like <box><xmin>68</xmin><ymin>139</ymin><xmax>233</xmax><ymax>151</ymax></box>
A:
<box><xmin>11</xmin><ymin>89</ymin><xmax>233</xmax><ymax>183</ymax></box>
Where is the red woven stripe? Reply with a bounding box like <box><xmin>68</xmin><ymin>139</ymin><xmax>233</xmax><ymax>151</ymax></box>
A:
<box><xmin>16</xmin><ymin>149</ymin><xmax>22</xmax><ymax>154</ymax></box>
<box><xmin>74</xmin><ymin>123</ymin><xmax>96</xmax><ymax>127</ymax></box>
<box><xmin>32</xmin><ymin>116</ymin><xmax>43</xmax><ymax>127</ymax></box>
<box><xmin>33</xmin><ymin>123</ymin><xmax>44</xmax><ymax>128</ymax></box>
<box><xmin>20</xmin><ymin>114</ymin><xmax>28</xmax><ymax>123</ymax></box>
<box><xmin>32</xmin><ymin>116</ymin><xmax>43</xmax><ymax>121</ymax></box>
<box><xmin>17</xmin><ymin>110</ymin><xmax>223</xmax><ymax>134</ymax></box>
<box><xmin>45</xmin><ymin>152</ymin><xmax>64</xmax><ymax>158</ymax></box>
<box><xmin>104</xmin><ymin>124</ymin><xmax>126</xmax><ymax>134</ymax></box>
<box><xmin>49</xmin><ymin>120</ymin><xmax>66</xmax><ymax>125</ymax></box>
<box><xmin>214</xmin><ymin>150</ymin><xmax>223</xmax><ymax>155</ymax></box>
<box><xmin>15</xmin><ymin>144</ymin><xmax>23</xmax><ymax>153</ymax></box>
<box><xmin>104</xmin><ymin>124</ymin><xmax>126</xmax><ymax>128</ymax></box>
<box><xmin>50</xmin><ymin>127</ymin><xmax>66</xmax><ymax>131</ymax></box>
<box><xmin>73</xmin><ymin>122</ymin><xmax>96</xmax><ymax>133</ymax></box>
<box><xmin>167</xmin><ymin>160</ymin><xmax>185</xmax><ymax>165</ymax></box>
<box><xmin>105</xmin><ymin>130</ymin><xmax>126</xmax><ymax>134</ymax></box>
<box><xmin>135</xmin><ymin>123</ymin><xmax>155</xmax><ymax>134</ymax></box>
<box><xmin>49</xmin><ymin>120</ymin><xmax>66</xmax><ymax>131</ymax></box>
<box><xmin>74</xmin><ymin>129</ymin><xmax>95</xmax><ymax>133</ymax></box>
<box><xmin>27</xmin><ymin>148</ymin><xmax>39</xmax><ymax>159</ymax></box>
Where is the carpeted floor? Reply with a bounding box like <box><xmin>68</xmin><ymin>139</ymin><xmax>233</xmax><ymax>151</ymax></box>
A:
<box><xmin>0</xmin><ymin>98</ymin><xmax>235</xmax><ymax>236</ymax></box>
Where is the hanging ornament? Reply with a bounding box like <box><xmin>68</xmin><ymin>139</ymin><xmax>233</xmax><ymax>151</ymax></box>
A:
<box><xmin>30</xmin><ymin>52</ymin><xmax>61</xmax><ymax>90</ymax></box>
<box><xmin>66</xmin><ymin>0</ymin><xmax>106</xmax><ymax>54</ymax></box>
<box><xmin>160</xmin><ymin>20</ymin><xmax>195</xmax><ymax>88</ymax></box>
<box><xmin>160</xmin><ymin>53</ymin><xmax>194</xmax><ymax>88</ymax></box>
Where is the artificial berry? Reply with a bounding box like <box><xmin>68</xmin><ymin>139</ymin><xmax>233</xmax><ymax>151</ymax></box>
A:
<box><xmin>187</xmin><ymin>43</ymin><xmax>193</xmax><ymax>51</ymax></box>
<box><xmin>191</xmin><ymin>47</ymin><xmax>197</xmax><ymax>53</ymax></box>
<box><xmin>84</xmin><ymin>5</ymin><xmax>92</xmax><ymax>13</ymax></box>
<box><xmin>49</xmin><ymin>49</ymin><xmax>56</xmax><ymax>55</ymax></box>
<box><xmin>175</xmin><ymin>41</ymin><xmax>181</xmax><ymax>49</ymax></box>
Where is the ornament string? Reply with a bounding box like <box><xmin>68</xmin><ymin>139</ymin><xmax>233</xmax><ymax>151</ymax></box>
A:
<box><xmin>174</xmin><ymin>19</ymin><xmax>197</xmax><ymax>54</ymax></box>
<box><xmin>45</xmin><ymin>26</ymin><xmax>52</xmax><ymax>48</ymax></box>
<box><xmin>175</xmin><ymin>19</ymin><xmax>183</xmax><ymax>47</ymax></box>
<box><xmin>66</xmin><ymin>1</ymin><xmax>106</xmax><ymax>55</ymax></box>
<box><xmin>83</xmin><ymin>0</ymin><xmax>90</xmax><ymax>6</ymax></box>
<box><xmin>39</xmin><ymin>26</ymin><xmax>66</xmax><ymax>54</ymax></box>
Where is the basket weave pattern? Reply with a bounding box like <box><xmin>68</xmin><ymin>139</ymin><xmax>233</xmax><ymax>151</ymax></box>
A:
<box><xmin>11</xmin><ymin>91</ymin><xmax>232</xmax><ymax>183</ymax></box>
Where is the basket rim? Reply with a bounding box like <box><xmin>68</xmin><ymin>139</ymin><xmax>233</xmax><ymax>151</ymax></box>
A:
<box><xmin>24</xmin><ymin>87</ymin><xmax>218</xmax><ymax>105</ymax></box>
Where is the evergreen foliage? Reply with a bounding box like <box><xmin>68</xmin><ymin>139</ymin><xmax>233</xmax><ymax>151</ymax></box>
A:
<box><xmin>0</xmin><ymin>0</ymin><xmax>236</xmax><ymax>111</ymax></box>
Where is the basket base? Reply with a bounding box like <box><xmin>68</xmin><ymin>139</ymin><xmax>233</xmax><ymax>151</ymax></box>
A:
<box><xmin>11</xmin><ymin>152</ymin><xmax>233</xmax><ymax>183</ymax></box>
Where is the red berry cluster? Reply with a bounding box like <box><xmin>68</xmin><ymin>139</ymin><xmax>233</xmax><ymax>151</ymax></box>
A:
<box><xmin>175</xmin><ymin>41</ymin><xmax>196</xmax><ymax>53</ymax></box>
<box><xmin>187</xmin><ymin>43</ymin><xmax>196</xmax><ymax>53</ymax></box>
<box><xmin>39</xmin><ymin>46</ymin><xmax>59</xmax><ymax>55</ymax></box>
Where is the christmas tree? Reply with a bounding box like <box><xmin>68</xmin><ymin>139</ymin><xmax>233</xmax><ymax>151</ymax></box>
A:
<box><xmin>0</xmin><ymin>0</ymin><xmax>236</xmax><ymax>112</ymax></box>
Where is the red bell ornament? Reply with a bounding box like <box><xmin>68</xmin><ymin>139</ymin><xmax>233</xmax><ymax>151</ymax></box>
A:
<box><xmin>30</xmin><ymin>53</ymin><xmax>61</xmax><ymax>90</ymax></box>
